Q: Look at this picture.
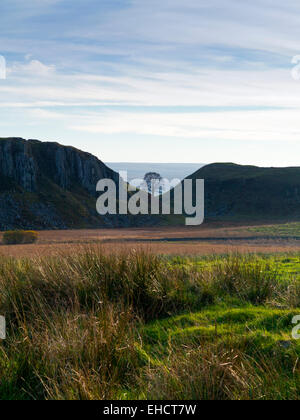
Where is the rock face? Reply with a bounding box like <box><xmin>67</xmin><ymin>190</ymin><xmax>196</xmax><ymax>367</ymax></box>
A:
<box><xmin>0</xmin><ymin>137</ymin><xmax>121</xmax><ymax>230</ymax></box>
<box><xmin>34</xmin><ymin>140</ymin><xmax>119</xmax><ymax>195</ymax></box>
<box><xmin>0</xmin><ymin>138</ymin><xmax>37</xmax><ymax>192</ymax></box>
<box><xmin>0</xmin><ymin>138</ymin><xmax>119</xmax><ymax>195</ymax></box>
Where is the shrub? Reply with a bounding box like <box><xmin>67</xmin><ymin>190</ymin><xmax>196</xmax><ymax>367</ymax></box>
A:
<box><xmin>2</xmin><ymin>230</ymin><xmax>39</xmax><ymax>245</ymax></box>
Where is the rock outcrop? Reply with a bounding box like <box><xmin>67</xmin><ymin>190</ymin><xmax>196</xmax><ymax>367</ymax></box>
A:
<box><xmin>0</xmin><ymin>138</ymin><xmax>119</xmax><ymax>195</ymax></box>
<box><xmin>0</xmin><ymin>137</ymin><xmax>121</xmax><ymax>229</ymax></box>
<box><xmin>0</xmin><ymin>138</ymin><xmax>37</xmax><ymax>192</ymax></box>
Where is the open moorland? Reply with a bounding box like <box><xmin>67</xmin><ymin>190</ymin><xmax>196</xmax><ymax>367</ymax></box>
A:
<box><xmin>0</xmin><ymin>221</ymin><xmax>300</xmax><ymax>399</ymax></box>
<box><xmin>1</xmin><ymin>221</ymin><xmax>300</xmax><ymax>258</ymax></box>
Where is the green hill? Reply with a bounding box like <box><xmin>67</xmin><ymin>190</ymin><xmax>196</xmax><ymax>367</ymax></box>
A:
<box><xmin>185</xmin><ymin>163</ymin><xmax>300</xmax><ymax>222</ymax></box>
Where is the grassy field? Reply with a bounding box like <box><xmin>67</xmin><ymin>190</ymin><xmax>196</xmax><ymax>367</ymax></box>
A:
<box><xmin>1</xmin><ymin>223</ymin><xmax>300</xmax><ymax>258</ymax></box>
<box><xmin>249</xmin><ymin>222</ymin><xmax>300</xmax><ymax>237</ymax></box>
<box><xmin>0</xmin><ymin>249</ymin><xmax>300</xmax><ymax>400</ymax></box>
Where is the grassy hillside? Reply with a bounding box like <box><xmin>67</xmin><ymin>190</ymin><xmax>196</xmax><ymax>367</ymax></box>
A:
<box><xmin>1</xmin><ymin>250</ymin><xmax>300</xmax><ymax>400</ymax></box>
<box><xmin>186</xmin><ymin>163</ymin><xmax>300</xmax><ymax>222</ymax></box>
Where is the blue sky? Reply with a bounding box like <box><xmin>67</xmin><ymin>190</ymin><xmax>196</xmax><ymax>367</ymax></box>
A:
<box><xmin>1</xmin><ymin>0</ymin><xmax>300</xmax><ymax>165</ymax></box>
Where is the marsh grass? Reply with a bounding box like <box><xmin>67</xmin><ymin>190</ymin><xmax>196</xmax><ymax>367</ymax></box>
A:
<box><xmin>0</xmin><ymin>249</ymin><xmax>299</xmax><ymax>400</ymax></box>
<box><xmin>142</xmin><ymin>343</ymin><xmax>300</xmax><ymax>400</ymax></box>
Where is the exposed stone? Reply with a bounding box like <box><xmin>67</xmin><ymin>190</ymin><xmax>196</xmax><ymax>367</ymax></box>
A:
<box><xmin>0</xmin><ymin>138</ymin><xmax>37</xmax><ymax>192</ymax></box>
<box><xmin>0</xmin><ymin>137</ymin><xmax>160</xmax><ymax>230</ymax></box>
<box><xmin>0</xmin><ymin>138</ymin><xmax>119</xmax><ymax>229</ymax></box>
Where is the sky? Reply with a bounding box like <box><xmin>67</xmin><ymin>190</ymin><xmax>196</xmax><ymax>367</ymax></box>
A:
<box><xmin>1</xmin><ymin>0</ymin><xmax>300</xmax><ymax>166</ymax></box>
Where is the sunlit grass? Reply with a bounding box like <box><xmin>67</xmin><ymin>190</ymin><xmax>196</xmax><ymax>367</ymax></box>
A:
<box><xmin>0</xmin><ymin>249</ymin><xmax>300</xmax><ymax>400</ymax></box>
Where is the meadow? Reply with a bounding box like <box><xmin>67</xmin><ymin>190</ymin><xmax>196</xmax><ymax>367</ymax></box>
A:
<box><xmin>0</xmin><ymin>248</ymin><xmax>300</xmax><ymax>400</ymax></box>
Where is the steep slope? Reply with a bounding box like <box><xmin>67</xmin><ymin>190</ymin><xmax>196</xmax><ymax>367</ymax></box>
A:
<box><xmin>0</xmin><ymin>138</ymin><xmax>122</xmax><ymax>229</ymax></box>
<box><xmin>186</xmin><ymin>163</ymin><xmax>300</xmax><ymax>221</ymax></box>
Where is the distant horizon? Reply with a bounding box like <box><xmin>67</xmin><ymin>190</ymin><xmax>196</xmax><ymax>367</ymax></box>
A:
<box><xmin>106</xmin><ymin>161</ymin><xmax>300</xmax><ymax>168</ymax></box>
<box><xmin>106</xmin><ymin>161</ymin><xmax>205</xmax><ymax>165</ymax></box>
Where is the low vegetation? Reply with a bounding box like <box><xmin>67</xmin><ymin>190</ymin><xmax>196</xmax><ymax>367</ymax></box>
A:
<box><xmin>2</xmin><ymin>230</ymin><xmax>39</xmax><ymax>245</ymax></box>
<box><xmin>249</xmin><ymin>222</ymin><xmax>300</xmax><ymax>238</ymax></box>
<box><xmin>0</xmin><ymin>250</ymin><xmax>300</xmax><ymax>400</ymax></box>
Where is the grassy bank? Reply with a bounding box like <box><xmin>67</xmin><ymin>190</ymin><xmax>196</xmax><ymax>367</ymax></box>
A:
<box><xmin>0</xmin><ymin>250</ymin><xmax>300</xmax><ymax>400</ymax></box>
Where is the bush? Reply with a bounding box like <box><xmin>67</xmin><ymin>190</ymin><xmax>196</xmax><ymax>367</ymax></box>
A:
<box><xmin>2</xmin><ymin>230</ymin><xmax>39</xmax><ymax>245</ymax></box>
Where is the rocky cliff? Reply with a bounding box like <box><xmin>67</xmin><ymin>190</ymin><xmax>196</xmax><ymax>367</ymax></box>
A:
<box><xmin>0</xmin><ymin>138</ymin><xmax>119</xmax><ymax>194</ymax></box>
<box><xmin>0</xmin><ymin>138</ymin><xmax>128</xmax><ymax>230</ymax></box>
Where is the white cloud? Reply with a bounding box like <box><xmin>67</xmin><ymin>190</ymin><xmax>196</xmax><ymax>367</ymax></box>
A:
<box><xmin>27</xmin><ymin>106</ymin><xmax>300</xmax><ymax>143</ymax></box>
<box><xmin>1</xmin><ymin>61</ymin><xmax>300</xmax><ymax>109</ymax></box>
<box><xmin>9</xmin><ymin>60</ymin><xmax>56</xmax><ymax>77</ymax></box>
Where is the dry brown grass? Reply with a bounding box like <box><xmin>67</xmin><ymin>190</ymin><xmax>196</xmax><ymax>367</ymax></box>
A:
<box><xmin>0</xmin><ymin>223</ymin><xmax>300</xmax><ymax>258</ymax></box>
<box><xmin>142</xmin><ymin>344</ymin><xmax>286</xmax><ymax>400</ymax></box>
<box><xmin>0</xmin><ymin>222</ymin><xmax>274</xmax><ymax>245</ymax></box>
<box><xmin>0</xmin><ymin>240</ymin><xmax>299</xmax><ymax>259</ymax></box>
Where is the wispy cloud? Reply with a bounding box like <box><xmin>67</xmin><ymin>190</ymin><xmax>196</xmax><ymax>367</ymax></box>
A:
<box><xmin>28</xmin><ymin>107</ymin><xmax>300</xmax><ymax>143</ymax></box>
<box><xmin>1</xmin><ymin>0</ymin><xmax>300</xmax><ymax>165</ymax></box>
<box><xmin>2</xmin><ymin>60</ymin><xmax>300</xmax><ymax>108</ymax></box>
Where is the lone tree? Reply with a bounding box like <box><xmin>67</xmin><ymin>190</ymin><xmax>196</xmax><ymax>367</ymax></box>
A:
<box><xmin>143</xmin><ymin>172</ymin><xmax>162</xmax><ymax>194</ymax></box>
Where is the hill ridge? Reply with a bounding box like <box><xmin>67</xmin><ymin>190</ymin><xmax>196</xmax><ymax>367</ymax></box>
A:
<box><xmin>184</xmin><ymin>162</ymin><xmax>300</xmax><ymax>221</ymax></box>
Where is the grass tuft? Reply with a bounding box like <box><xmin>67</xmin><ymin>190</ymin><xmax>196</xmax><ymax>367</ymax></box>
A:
<box><xmin>0</xmin><ymin>249</ymin><xmax>299</xmax><ymax>400</ymax></box>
